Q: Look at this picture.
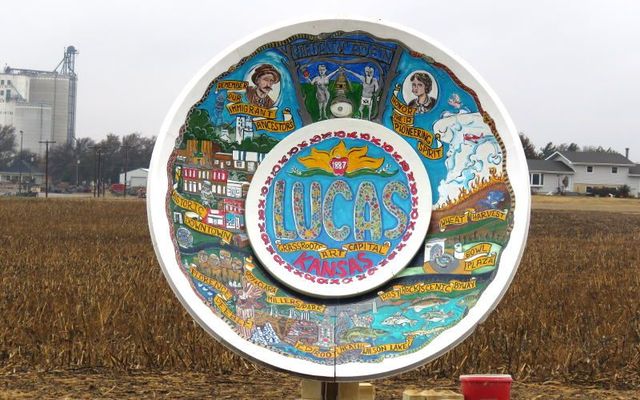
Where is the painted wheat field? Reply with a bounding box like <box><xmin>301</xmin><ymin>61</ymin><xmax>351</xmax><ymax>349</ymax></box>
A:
<box><xmin>1</xmin><ymin>198</ymin><xmax>639</xmax><ymax>399</ymax></box>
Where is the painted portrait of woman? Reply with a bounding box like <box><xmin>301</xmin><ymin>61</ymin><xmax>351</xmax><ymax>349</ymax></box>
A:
<box><xmin>404</xmin><ymin>71</ymin><xmax>437</xmax><ymax>114</ymax></box>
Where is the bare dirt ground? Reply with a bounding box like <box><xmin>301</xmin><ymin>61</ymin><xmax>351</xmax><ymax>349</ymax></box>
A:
<box><xmin>1</xmin><ymin>370</ymin><xmax>638</xmax><ymax>399</ymax></box>
<box><xmin>532</xmin><ymin>195</ymin><xmax>640</xmax><ymax>214</ymax></box>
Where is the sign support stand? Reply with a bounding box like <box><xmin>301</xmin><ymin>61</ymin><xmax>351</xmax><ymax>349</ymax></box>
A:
<box><xmin>300</xmin><ymin>380</ymin><xmax>374</xmax><ymax>400</ymax></box>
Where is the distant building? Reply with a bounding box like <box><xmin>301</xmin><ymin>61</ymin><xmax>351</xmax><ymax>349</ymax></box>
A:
<box><xmin>0</xmin><ymin>159</ymin><xmax>44</xmax><ymax>192</ymax></box>
<box><xmin>119</xmin><ymin>168</ymin><xmax>148</xmax><ymax>188</ymax></box>
<box><xmin>0</xmin><ymin>47</ymin><xmax>78</xmax><ymax>155</ymax></box>
<box><xmin>528</xmin><ymin>150</ymin><xmax>640</xmax><ymax>196</ymax></box>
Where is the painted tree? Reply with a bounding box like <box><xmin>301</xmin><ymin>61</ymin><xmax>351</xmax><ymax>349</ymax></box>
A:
<box><xmin>185</xmin><ymin>108</ymin><xmax>217</xmax><ymax>141</ymax></box>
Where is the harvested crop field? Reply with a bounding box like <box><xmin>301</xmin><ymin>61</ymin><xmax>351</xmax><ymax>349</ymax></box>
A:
<box><xmin>1</xmin><ymin>199</ymin><xmax>639</xmax><ymax>399</ymax></box>
<box><xmin>532</xmin><ymin>195</ymin><xmax>640</xmax><ymax>214</ymax></box>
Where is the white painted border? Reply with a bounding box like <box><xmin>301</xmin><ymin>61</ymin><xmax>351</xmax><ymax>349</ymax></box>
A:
<box><xmin>245</xmin><ymin>118</ymin><xmax>431</xmax><ymax>298</ymax></box>
<box><xmin>147</xmin><ymin>17</ymin><xmax>530</xmax><ymax>381</ymax></box>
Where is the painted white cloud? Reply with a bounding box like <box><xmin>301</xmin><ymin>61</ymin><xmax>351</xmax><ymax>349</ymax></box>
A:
<box><xmin>433</xmin><ymin>112</ymin><xmax>502</xmax><ymax>206</ymax></box>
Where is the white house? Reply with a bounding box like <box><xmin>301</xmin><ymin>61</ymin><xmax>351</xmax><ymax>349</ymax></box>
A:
<box><xmin>526</xmin><ymin>159</ymin><xmax>574</xmax><ymax>194</ymax></box>
<box><xmin>119</xmin><ymin>168</ymin><xmax>148</xmax><ymax>188</ymax></box>
<box><xmin>528</xmin><ymin>151</ymin><xmax>640</xmax><ymax>196</ymax></box>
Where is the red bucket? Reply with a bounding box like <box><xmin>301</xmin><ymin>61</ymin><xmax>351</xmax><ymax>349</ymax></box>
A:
<box><xmin>459</xmin><ymin>374</ymin><xmax>512</xmax><ymax>400</ymax></box>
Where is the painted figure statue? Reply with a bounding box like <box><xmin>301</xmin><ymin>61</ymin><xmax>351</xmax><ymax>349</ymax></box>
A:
<box><xmin>345</xmin><ymin>65</ymin><xmax>380</xmax><ymax>120</ymax></box>
<box><xmin>306</xmin><ymin>64</ymin><xmax>340</xmax><ymax>120</ymax></box>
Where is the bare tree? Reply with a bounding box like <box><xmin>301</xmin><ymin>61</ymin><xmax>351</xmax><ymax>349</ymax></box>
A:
<box><xmin>581</xmin><ymin>145</ymin><xmax>620</xmax><ymax>154</ymax></box>
<box><xmin>0</xmin><ymin>125</ymin><xmax>16</xmax><ymax>169</ymax></box>
<box><xmin>539</xmin><ymin>142</ymin><xmax>557</xmax><ymax>159</ymax></box>
<box><xmin>519</xmin><ymin>132</ymin><xmax>539</xmax><ymax>159</ymax></box>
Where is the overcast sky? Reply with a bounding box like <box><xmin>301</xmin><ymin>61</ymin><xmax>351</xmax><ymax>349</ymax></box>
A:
<box><xmin>3</xmin><ymin>0</ymin><xmax>639</xmax><ymax>160</ymax></box>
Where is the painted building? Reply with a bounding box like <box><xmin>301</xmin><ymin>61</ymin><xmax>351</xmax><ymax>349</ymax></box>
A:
<box><xmin>316</xmin><ymin>316</ymin><xmax>335</xmax><ymax>347</ymax></box>
<box><xmin>220</xmin><ymin>129</ymin><xmax>230</xmax><ymax>142</ymax></box>
<box><xmin>232</xmin><ymin>233</ymin><xmax>250</xmax><ymax>248</ymax></box>
<box><xmin>206</xmin><ymin>209</ymin><xmax>225</xmax><ymax>227</ymax></box>
<box><xmin>213</xmin><ymin>152</ymin><xmax>233</xmax><ymax>169</ymax></box>
<box><xmin>181</xmin><ymin>166</ymin><xmax>208</xmax><ymax>194</ymax></box>
<box><xmin>232</xmin><ymin>150</ymin><xmax>266</xmax><ymax>174</ymax></box>
<box><xmin>175</xmin><ymin>139</ymin><xmax>219</xmax><ymax>166</ymax></box>
<box><xmin>224</xmin><ymin>198</ymin><xmax>245</xmax><ymax>230</ymax></box>
<box><xmin>235</xmin><ymin>116</ymin><xmax>254</xmax><ymax>144</ymax></box>
<box><xmin>175</xmin><ymin>148</ymin><xmax>267</xmax><ymax>231</ymax></box>
<box><xmin>226</xmin><ymin>179</ymin><xmax>247</xmax><ymax>198</ymax></box>
<box><xmin>210</xmin><ymin>169</ymin><xmax>228</xmax><ymax>195</ymax></box>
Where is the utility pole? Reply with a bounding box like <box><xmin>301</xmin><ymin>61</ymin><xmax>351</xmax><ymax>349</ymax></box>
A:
<box><xmin>72</xmin><ymin>137</ymin><xmax>81</xmax><ymax>187</ymax></box>
<box><xmin>89</xmin><ymin>145</ymin><xmax>102</xmax><ymax>198</ymax></box>
<box><xmin>93</xmin><ymin>149</ymin><xmax>97</xmax><ymax>197</ymax></box>
<box><xmin>39</xmin><ymin>140</ymin><xmax>56</xmax><ymax>198</ymax></box>
<box><xmin>18</xmin><ymin>130</ymin><xmax>23</xmax><ymax>194</ymax></box>
<box><xmin>121</xmin><ymin>144</ymin><xmax>130</xmax><ymax>198</ymax></box>
<box><xmin>97</xmin><ymin>149</ymin><xmax>103</xmax><ymax>197</ymax></box>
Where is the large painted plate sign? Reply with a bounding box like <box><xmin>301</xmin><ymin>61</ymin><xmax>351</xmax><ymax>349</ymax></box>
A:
<box><xmin>148</xmin><ymin>19</ymin><xmax>530</xmax><ymax>381</ymax></box>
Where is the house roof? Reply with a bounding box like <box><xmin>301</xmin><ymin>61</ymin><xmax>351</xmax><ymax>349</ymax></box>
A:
<box><xmin>121</xmin><ymin>168</ymin><xmax>148</xmax><ymax>175</ymax></box>
<box><xmin>548</xmin><ymin>151</ymin><xmax>635</xmax><ymax>166</ymax></box>
<box><xmin>527</xmin><ymin>159</ymin><xmax>574</xmax><ymax>174</ymax></box>
<box><xmin>629</xmin><ymin>164</ymin><xmax>640</xmax><ymax>175</ymax></box>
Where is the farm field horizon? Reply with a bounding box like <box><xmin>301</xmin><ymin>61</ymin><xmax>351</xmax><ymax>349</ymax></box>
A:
<box><xmin>531</xmin><ymin>195</ymin><xmax>640</xmax><ymax>214</ymax></box>
<box><xmin>1</xmin><ymin>199</ymin><xmax>639</xmax><ymax>399</ymax></box>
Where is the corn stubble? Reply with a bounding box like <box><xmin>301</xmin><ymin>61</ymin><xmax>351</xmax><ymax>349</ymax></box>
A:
<box><xmin>0</xmin><ymin>200</ymin><xmax>638</xmax><ymax>387</ymax></box>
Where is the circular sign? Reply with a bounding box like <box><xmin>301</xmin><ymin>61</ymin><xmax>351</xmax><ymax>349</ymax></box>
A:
<box><xmin>147</xmin><ymin>18</ymin><xmax>530</xmax><ymax>381</ymax></box>
<box><xmin>245</xmin><ymin>119</ymin><xmax>430</xmax><ymax>298</ymax></box>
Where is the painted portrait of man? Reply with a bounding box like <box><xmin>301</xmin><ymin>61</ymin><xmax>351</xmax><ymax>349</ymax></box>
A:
<box><xmin>246</xmin><ymin>64</ymin><xmax>281</xmax><ymax>108</ymax></box>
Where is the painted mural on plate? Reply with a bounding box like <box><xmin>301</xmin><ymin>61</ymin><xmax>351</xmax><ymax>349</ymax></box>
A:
<box><xmin>165</xmin><ymin>31</ymin><xmax>514</xmax><ymax>366</ymax></box>
<box><xmin>244</xmin><ymin>121</ymin><xmax>431</xmax><ymax>299</ymax></box>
